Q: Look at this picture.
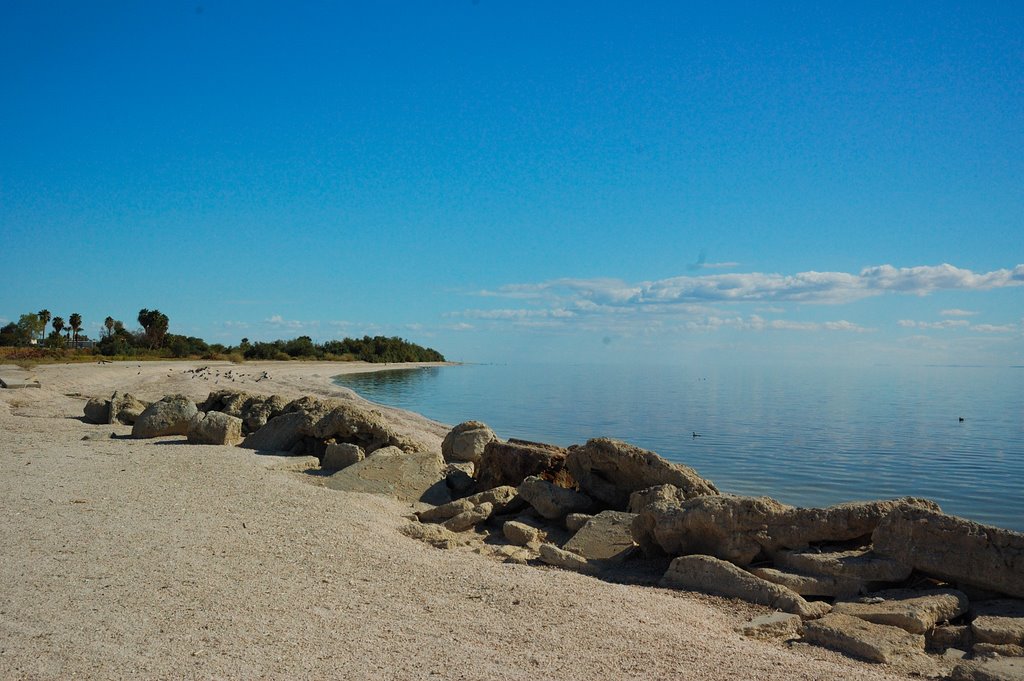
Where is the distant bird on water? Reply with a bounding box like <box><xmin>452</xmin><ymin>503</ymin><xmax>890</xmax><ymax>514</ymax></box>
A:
<box><xmin>959</xmin><ymin>417</ymin><xmax>965</xmax><ymax>422</ymax></box>
<box><xmin>692</xmin><ymin>431</ymin><xmax>701</xmax><ymax>438</ymax></box>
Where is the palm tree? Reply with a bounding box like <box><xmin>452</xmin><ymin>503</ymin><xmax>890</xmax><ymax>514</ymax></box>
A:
<box><xmin>69</xmin><ymin>313</ymin><xmax>83</xmax><ymax>344</ymax></box>
<box><xmin>52</xmin><ymin>316</ymin><xmax>65</xmax><ymax>338</ymax></box>
<box><xmin>104</xmin><ymin>316</ymin><xmax>115</xmax><ymax>338</ymax></box>
<box><xmin>38</xmin><ymin>309</ymin><xmax>51</xmax><ymax>342</ymax></box>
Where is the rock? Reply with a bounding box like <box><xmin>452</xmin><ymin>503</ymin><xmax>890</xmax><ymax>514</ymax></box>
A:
<box><xmin>416</xmin><ymin>486</ymin><xmax>522</xmax><ymax>523</ymax></box>
<box><xmin>566</xmin><ymin>438</ymin><xmax>718</xmax><ymax>509</ymax></box>
<box><xmin>565</xmin><ymin>513</ymin><xmax>593</xmax><ymax>532</ymax></box>
<box><xmin>503</xmin><ymin>520</ymin><xmax>545</xmax><ymax>547</ymax></box>
<box><xmin>751</xmin><ymin>566</ymin><xmax>864</xmax><ymax>599</ymax></box>
<box><xmin>306</xmin><ymin>401</ymin><xmax>425</xmax><ymax>453</ymax></box>
<box><xmin>633</xmin><ymin>495</ymin><xmax>937</xmax><ymax>565</ymax></box>
<box><xmin>800</xmin><ymin>613</ymin><xmax>926</xmax><ymax>664</ymax></box>
<box><xmin>325</xmin><ymin>447</ymin><xmax>449</xmax><ymax>505</ymax></box>
<box><xmin>833</xmin><ymin>588</ymin><xmax>969</xmax><ymax>634</ymax></box>
<box><xmin>929</xmin><ymin>625</ymin><xmax>974</xmax><ymax>652</ymax></box>
<box><xmin>950</xmin><ymin>656</ymin><xmax>1024</xmax><ymax>681</ymax></box>
<box><xmin>633</xmin><ymin>495</ymin><xmax>789</xmax><ymax>564</ymax></box>
<box><xmin>975</xmin><ymin>643</ymin><xmax>1024</xmax><ymax>657</ymax></box>
<box><xmin>83</xmin><ymin>398</ymin><xmax>110</xmax><ymax>424</ymax></box>
<box><xmin>538</xmin><ymin>544</ymin><xmax>599</xmax><ymax>575</ymax></box>
<box><xmin>186</xmin><ymin>411</ymin><xmax>244</xmax><ymax>445</ymax></box>
<box><xmin>474</xmin><ymin>439</ymin><xmax>570</xmax><ymax>491</ymax></box>
<box><xmin>628</xmin><ymin>484</ymin><xmax>694</xmax><ymax>513</ymax></box>
<box><xmin>444</xmin><ymin>464</ymin><xmax>475</xmax><ymax>497</ymax></box>
<box><xmin>971</xmin><ymin>600</ymin><xmax>1024</xmax><ymax>645</ymax></box>
<box><xmin>132</xmin><ymin>395</ymin><xmax>198</xmax><ymax>438</ymax></box>
<box><xmin>418</xmin><ymin>498</ymin><xmax>474</xmax><ymax>523</ymax></box>
<box><xmin>774</xmin><ymin>547</ymin><xmax>912</xmax><ymax>583</ymax></box>
<box><xmin>517</xmin><ymin>476</ymin><xmax>592</xmax><ymax>520</ymax></box>
<box><xmin>873</xmin><ymin>507</ymin><xmax>1024</xmax><ymax>599</ymax></box>
<box><xmin>945</xmin><ymin>648</ymin><xmax>969</xmax><ymax>660</ymax></box>
<box><xmin>737</xmin><ymin>613</ymin><xmax>802</xmax><ymax>640</ymax></box>
<box><xmin>400</xmin><ymin>522</ymin><xmax>469</xmax><ymax>550</ymax></box>
<box><xmin>443</xmin><ymin>502</ymin><xmax>494</xmax><ymax>532</ymax></box>
<box><xmin>441</xmin><ymin>421</ymin><xmax>498</xmax><ymax>464</ymax></box>
<box><xmin>322</xmin><ymin>442</ymin><xmax>365</xmax><ymax>470</ymax></box>
<box><xmin>563</xmin><ymin>511</ymin><xmax>638</xmax><ymax>563</ymax></box>
<box><xmin>660</xmin><ymin>555</ymin><xmax>831</xmax><ymax>619</ymax></box>
<box><xmin>240</xmin><ymin>411</ymin><xmax>307</xmax><ymax>453</ymax></box>
<box><xmin>108</xmin><ymin>391</ymin><xmax>148</xmax><ymax>425</ymax></box>
<box><xmin>201</xmin><ymin>391</ymin><xmax>286</xmax><ymax>432</ymax></box>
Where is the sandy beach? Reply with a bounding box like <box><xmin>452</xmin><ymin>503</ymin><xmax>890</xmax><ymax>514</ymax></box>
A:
<box><xmin>0</xmin><ymin>360</ymin><xmax>915</xmax><ymax>680</ymax></box>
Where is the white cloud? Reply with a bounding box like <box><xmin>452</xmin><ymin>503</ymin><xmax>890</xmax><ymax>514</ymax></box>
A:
<box><xmin>972</xmin><ymin>324</ymin><xmax>1017</xmax><ymax>333</ymax></box>
<box><xmin>940</xmin><ymin>309</ymin><xmax>978</xmax><ymax>317</ymax></box>
<box><xmin>898</xmin><ymin>319</ymin><xmax>971</xmax><ymax>329</ymax></box>
<box><xmin>478</xmin><ymin>264</ymin><xmax>1024</xmax><ymax>307</ymax></box>
<box><xmin>264</xmin><ymin>315</ymin><xmax>320</xmax><ymax>332</ymax></box>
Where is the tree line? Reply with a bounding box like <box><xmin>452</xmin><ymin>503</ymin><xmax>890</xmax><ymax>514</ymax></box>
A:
<box><xmin>0</xmin><ymin>308</ymin><xmax>445</xmax><ymax>363</ymax></box>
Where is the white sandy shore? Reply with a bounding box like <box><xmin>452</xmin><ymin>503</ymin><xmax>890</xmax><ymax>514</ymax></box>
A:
<box><xmin>0</xmin><ymin>360</ymin><xmax>915</xmax><ymax>680</ymax></box>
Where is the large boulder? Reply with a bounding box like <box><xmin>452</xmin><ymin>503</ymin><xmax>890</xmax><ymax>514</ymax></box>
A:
<box><xmin>322</xmin><ymin>443</ymin><xmax>365</xmax><ymax>470</ymax></box>
<box><xmin>660</xmin><ymin>555</ymin><xmax>831</xmax><ymax>619</ymax></box>
<box><xmin>634</xmin><ymin>495</ymin><xmax>937</xmax><ymax>566</ymax></box>
<box><xmin>833</xmin><ymin>589</ymin><xmax>970</xmax><ymax>634</ymax></box>
<box><xmin>201</xmin><ymin>390</ymin><xmax>287</xmax><ymax>433</ymax></box>
<box><xmin>517</xmin><ymin>476</ymin><xmax>592</xmax><ymax>519</ymax></box>
<box><xmin>563</xmin><ymin>510</ymin><xmax>638</xmax><ymax>563</ymax></box>
<box><xmin>873</xmin><ymin>507</ymin><xmax>1024</xmax><ymax>599</ymax></box>
<box><xmin>109</xmin><ymin>391</ymin><xmax>148</xmax><ymax>425</ymax></box>
<box><xmin>566</xmin><ymin>438</ymin><xmax>718</xmax><ymax>509</ymax></box>
<box><xmin>949</xmin><ymin>657</ymin><xmax>1024</xmax><ymax>681</ymax></box>
<box><xmin>628</xmin><ymin>484</ymin><xmax>694</xmax><ymax>513</ymax></box>
<box><xmin>187</xmin><ymin>411</ymin><xmax>244</xmax><ymax>445</ymax></box>
<box><xmin>132</xmin><ymin>395</ymin><xmax>198</xmax><ymax>438</ymax></box>
<box><xmin>801</xmin><ymin>613</ymin><xmax>926</xmax><ymax>664</ymax></box>
<box><xmin>474</xmin><ymin>439</ymin><xmax>570</xmax><ymax>491</ymax></box>
<box><xmin>240</xmin><ymin>411</ymin><xmax>307</xmax><ymax>453</ymax></box>
<box><xmin>83</xmin><ymin>398</ymin><xmax>110</xmax><ymax>424</ymax></box>
<box><xmin>324</xmin><ymin>447</ymin><xmax>449</xmax><ymax>505</ymax></box>
<box><xmin>441</xmin><ymin>421</ymin><xmax>498</xmax><ymax>464</ymax></box>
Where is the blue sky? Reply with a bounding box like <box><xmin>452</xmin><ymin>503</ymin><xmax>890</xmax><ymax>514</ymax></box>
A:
<box><xmin>1</xmin><ymin>1</ymin><xmax>1021</xmax><ymax>365</ymax></box>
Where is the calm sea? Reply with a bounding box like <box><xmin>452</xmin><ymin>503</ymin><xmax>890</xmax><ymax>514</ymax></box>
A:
<box><xmin>334</xmin><ymin>363</ymin><xmax>1024</xmax><ymax>531</ymax></box>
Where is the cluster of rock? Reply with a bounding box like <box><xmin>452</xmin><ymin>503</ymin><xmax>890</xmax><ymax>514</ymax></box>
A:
<box><xmin>83</xmin><ymin>391</ymin><xmax>1024</xmax><ymax>678</ymax></box>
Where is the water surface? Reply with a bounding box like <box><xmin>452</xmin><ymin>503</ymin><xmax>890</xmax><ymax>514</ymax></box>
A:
<box><xmin>335</xmin><ymin>363</ymin><xmax>1024</xmax><ymax>531</ymax></box>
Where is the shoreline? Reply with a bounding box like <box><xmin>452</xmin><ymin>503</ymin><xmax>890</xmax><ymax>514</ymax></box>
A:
<box><xmin>0</xmin><ymin>360</ymin><xmax>917</xmax><ymax>680</ymax></box>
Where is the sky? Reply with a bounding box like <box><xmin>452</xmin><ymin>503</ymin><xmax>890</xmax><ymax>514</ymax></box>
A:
<box><xmin>1</xmin><ymin>1</ymin><xmax>1022</xmax><ymax>365</ymax></box>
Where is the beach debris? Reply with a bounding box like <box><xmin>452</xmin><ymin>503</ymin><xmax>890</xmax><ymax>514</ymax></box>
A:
<box><xmin>565</xmin><ymin>437</ymin><xmax>719</xmax><ymax>509</ymax></box>
<box><xmin>441</xmin><ymin>420</ymin><xmax>498</xmax><ymax>464</ymax></box>
<box><xmin>873</xmin><ymin>507</ymin><xmax>1024</xmax><ymax>599</ymax></box>
<box><xmin>800</xmin><ymin>613</ymin><xmax>926</xmax><ymax>664</ymax></box>
<box><xmin>517</xmin><ymin>476</ymin><xmax>593</xmax><ymax>520</ymax></box>
<box><xmin>186</xmin><ymin>411</ymin><xmax>244</xmax><ymax>446</ymax></box>
<box><xmin>660</xmin><ymin>554</ymin><xmax>831</xmax><ymax>619</ymax></box>
<box><xmin>132</xmin><ymin>395</ymin><xmax>198</xmax><ymax>438</ymax></box>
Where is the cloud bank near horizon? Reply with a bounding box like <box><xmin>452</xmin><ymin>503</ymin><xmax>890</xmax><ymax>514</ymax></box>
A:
<box><xmin>474</xmin><ymin>264</ymin><xmax>1024</xmax><ymax>307</ymax></box>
